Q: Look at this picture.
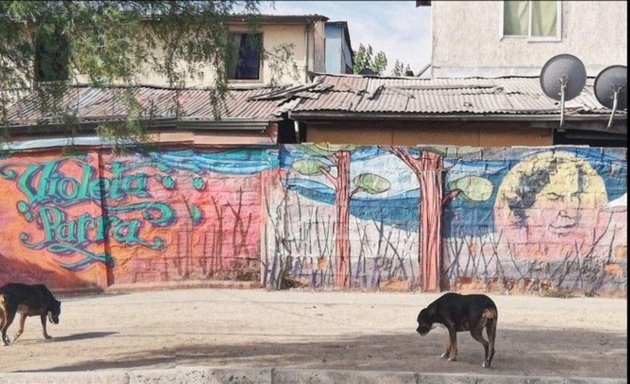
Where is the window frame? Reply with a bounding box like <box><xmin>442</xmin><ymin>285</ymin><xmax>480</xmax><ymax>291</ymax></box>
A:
<box><xmin>227</xmin><ymin>31</ymin><xmax>264</xmax><ymax>83</ymax></box>
<box><xmin>500</xmin><ymin>1</ymin><xmax>562</xmax><ymax>42</ymax></box>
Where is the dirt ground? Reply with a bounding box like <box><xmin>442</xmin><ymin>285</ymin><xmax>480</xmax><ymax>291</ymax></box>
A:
<box><xmin>0</xmin><ymin>288</ymin><xmax>626</xmax><ymax>379</ymax></box>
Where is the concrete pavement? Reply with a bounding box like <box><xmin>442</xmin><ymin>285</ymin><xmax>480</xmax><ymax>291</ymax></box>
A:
<box><xmin>0</xmin><ymin>288</ymin><xmax>625</xmax><ymax>383</ymax></box>
<box><xmin>0</xmin><ymin>367</ymin><xmax>626</xmax><ymax>384</ymax></box>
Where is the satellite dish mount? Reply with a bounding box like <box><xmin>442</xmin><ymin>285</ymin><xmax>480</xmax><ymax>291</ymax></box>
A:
<box><xmin>557</xmin><ymin>75</ymin><xmax>569</xmax><ymax>128</ymax></box>
<box><xmin>594</xmin><ymin>65</ymin><xmax>627</xmax><ymax>130</ymax></box>
<box><xmin>540</xmin><ymin>54</ymin><xmax>587</xmax><ymax>131</ymax></box>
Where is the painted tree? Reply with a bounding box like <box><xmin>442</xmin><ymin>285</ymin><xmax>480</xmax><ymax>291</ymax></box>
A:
<box><xmin>387</xmin><ymin>146</ymin><xmax>493</xmax><ymax>291</ymax></box>
<box><xmin>291</xmin><ymin>144</ymin><xmax>390</xmax><ymax>288</ymax></box>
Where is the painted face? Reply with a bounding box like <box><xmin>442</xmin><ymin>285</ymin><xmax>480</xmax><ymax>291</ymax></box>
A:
<box><xmin>494</xmin><ymin>151</ymin><xmax>607</xmax><ymax>261</ymax></box>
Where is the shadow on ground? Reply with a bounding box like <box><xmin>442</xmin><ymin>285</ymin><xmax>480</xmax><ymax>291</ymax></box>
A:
<box><xmin>20</xmin><ymin>328</ymin><xmax>627</xmax><ymax>378</ymax></box>
<box><xmin>52</xmin><ymin>332</ymin><xmax>119</xmax><ymax>342</ymax></box>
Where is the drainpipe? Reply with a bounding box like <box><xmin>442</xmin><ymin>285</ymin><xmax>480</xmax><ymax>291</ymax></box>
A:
<box><xmin>294</xmin><ymin>120</ymin><xmax>301</xmax><ymax>143</ymax></box>
<box><xmin>304</xmin><ymin>22</ymin><xmax>310</xmax><ymax>82</ymax></box>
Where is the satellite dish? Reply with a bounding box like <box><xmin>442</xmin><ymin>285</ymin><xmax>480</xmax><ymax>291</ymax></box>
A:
<box><xmin>594</xmin><ymin>65</ymin><xmax>627</xmax><ymax>129</ymax></box>
<box><xmin>540</xmin><ymin>54</ymin><xmax>587</xmax><ymax>129</ymax></box>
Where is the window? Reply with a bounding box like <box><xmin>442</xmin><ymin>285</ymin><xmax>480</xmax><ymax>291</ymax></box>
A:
<box><xmin>227</xmin><ymin>33</ymin><xmax>262</xmax><ymax>80</ymax></box>
<box><xmin>34</xmin><ymin>30</ymin><xmax>70</xmax><ymax>82</ymax></box>
<box><xmin>503</xmin><ymin>1</ymin><xmax>561</xmax><ymax>41</ymax></box>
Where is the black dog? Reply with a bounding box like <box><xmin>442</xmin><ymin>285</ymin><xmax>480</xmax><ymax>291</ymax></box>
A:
<box><xmin>416</xmin><ymin>292</ymin><xmax>497</xmax><ymax>368</ymax></box>
<box><xmin>0</xmin><ymin>283</ymin><xmax>61</xmax><ymax>345</ymax></box>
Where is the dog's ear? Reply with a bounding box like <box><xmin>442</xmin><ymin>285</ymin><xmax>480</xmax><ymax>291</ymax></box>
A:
<box><xmin>418</xmin><ymin>305</ymin><xmax>437</xmax><ymax>321</ymax></box>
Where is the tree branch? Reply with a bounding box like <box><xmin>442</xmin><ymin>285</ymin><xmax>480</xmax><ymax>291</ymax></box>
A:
<box><xmin>319</xmin><ymin>166</ymin><xmax>338</xmax><ymax>189</ymax></box>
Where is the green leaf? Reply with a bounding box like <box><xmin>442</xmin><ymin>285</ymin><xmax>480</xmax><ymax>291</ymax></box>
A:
<box><xmin>192</xmin><ymin>177</ymin><xmax>205</xmax><ymax>191</ymax></box>
<box><xmin>353</xmin><ymin>173</ymin><xmax>391</xmax><ymax>194</ymax></box>
<box><xmin>448</xmin><ymin>176</ymin><xmax>493</xmax><ymax>202</ymax></box>
<box><xmin>190</xmin><ymin>205</ymin><xmax>203</xmax><ymax>226</ymax></box>
<box><xmin>156</xmin><ymin>174</ymin><xmax>176</xmax><ymax>189</ymax></box>
<box><xmin>292</xmin><ymin>159</ymin><xmax>328</xmax><ymax>176</ymax></box>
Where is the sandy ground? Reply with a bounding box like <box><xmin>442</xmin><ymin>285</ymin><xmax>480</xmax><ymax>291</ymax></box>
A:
<box><xmin>0</xmin><ymin>288</ymin><xmax>626</xmax><ymax>379</ymax></box>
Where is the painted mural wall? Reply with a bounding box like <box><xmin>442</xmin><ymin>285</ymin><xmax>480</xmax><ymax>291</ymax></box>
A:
<box><xmin>0</xmin><ymin>147</ymin><xmax>274</xmax><ymax>290</ymax></box>
<box><xmin>267</xmin><ymin>144</ymin><xmax>627</xmax><ymax>296</ymax></box>
<box><xmin>0</xmin><ymin>144</ymin><xmax>626</xmax><ymax>296</ymax></box>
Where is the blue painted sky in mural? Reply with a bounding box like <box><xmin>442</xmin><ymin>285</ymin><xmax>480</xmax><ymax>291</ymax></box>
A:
<box><xmin>281</xmin><ymin>145</ymin><xmax>627</xmax><ymax>237</ymax></box>
<box><xmin>150</xmin><ymin>148</ymin><xmax>276</xmax><ymax>175</ymax></box>
<box><xmin>573</xmin><ymin>147</ymin><xmax>627</xmax><ymax>199</ymax></box>
<box><xmin>110</xmin><ymin>145</ymin><xmax>626</xmax><ymax>237</ymax></box>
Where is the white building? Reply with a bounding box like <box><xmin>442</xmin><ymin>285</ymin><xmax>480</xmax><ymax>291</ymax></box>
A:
<box><xmin>421</xmin><ymin>1</ymin><xmax>627</xmax><ymax>78</ymax></box>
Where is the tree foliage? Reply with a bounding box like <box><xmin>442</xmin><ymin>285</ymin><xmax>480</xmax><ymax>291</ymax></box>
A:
<box><xmin>391</xmin><ymin>59</ymin><xmax>412</xmax><ymax>77</ymax></box>
<box><xmin>352</xmin><ymin>44</ymin><xmax>413</xmax><ymax>77</ymax></box>
<box><xmin>352</xmin><ymin>44</ymin><xmax>387</xmax><ymax>76</ymax></box>
<box><xmin>0</xmin><ymin>1</ymin><xmax>292</xmax><ymax>147</ymax></box>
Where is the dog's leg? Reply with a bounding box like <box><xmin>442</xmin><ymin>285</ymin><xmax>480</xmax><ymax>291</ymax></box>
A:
<box><xmin>470</xmin><ymin>323</ymin><xmax>490</xmax><ymax>368</ymax></box>
<box><xmin>441</xmin><ymin>337</ymin><xmax>452</xmax><ymax>359</ymax></box>
<box><xmin>446</xmin><ymin>328</ymin><xmax>458</xmax><ymax>362</ymax></box>
<box><xmin>40</xmin><ymin>315</ymin><xmax>52</xmax><ymax>339</ymax></box>
<box><xmin>0</xmin><ymin>301</ymin><xmax>6</xmax><ymax>345</ymax></box>
<box><xmin>1</xmin><ymin>309</ymin><xmax>16</xmax><ymax>346</ymax></box>
<box><xmin>485</xmin><ymin>316</ymin><xmax>497</xmax><ymax>368</ymax></box>
<box><xmin>12</xmin><ymin>313</ymin><xmax>27</xmax><ymax>342</ymax></box>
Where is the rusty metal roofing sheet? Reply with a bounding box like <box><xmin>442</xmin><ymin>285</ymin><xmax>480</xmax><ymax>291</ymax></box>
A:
<box><xmin>319</xmin><ymin>75</ymin><xmax>370</xmax><ymax>93</ymax></box>
<box><xmin>296</xmin><ymin>75</ymin><xmax>621</xmax><ymax>116</ymax></box>
<box><xmin>3</xmin><ymin>86</ymin><xmax>287</xmax><ymax>127</ymax></box>
<box><xmin>2</xmin><ymin>75</ymin><xmax>621</xmax><ymax>129</ymax></box>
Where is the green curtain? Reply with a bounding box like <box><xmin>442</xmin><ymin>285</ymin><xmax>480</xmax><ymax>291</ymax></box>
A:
<box><xmin>531</xmin><ymin>1</ymin><xmax>558</xmax><ymax>37</ymax></box>
<box><xmin>504</xmin><ymin>1</ymin><xmax>529</xmax><ymax>36</ymax></box>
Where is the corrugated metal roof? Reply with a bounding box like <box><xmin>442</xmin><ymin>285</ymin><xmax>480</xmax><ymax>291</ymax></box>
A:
<box><xmin>292</xmin><ymin>74</ymin><xmax>621</xmax><ymax>116</ymax></box>
<box><xmin>2</xmin><ymin>86</ymin><xmax>290</xmax><ymax>127</ymax></box>
<box><xmin>2</xmin><ymin>74</ymin><xmax>624</xmax><ymax>130</ymax></box>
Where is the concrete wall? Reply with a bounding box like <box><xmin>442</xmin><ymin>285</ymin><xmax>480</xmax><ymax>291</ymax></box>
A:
<box><xmin>72</xmin><ymin>22</ymin><xmax>324</xmax><ymax>87</ymax></box>
<box><xmin>431</xmin><ymin>1</ymin><xmax>628</xmax><ymax>77</ymax></box>
<box><xmin>306</xmin><ymin>21</ymin><xmax>327</xmax><ymax>75</ymax></box>
<box><xmin>0</xmin><ymin>143</ymin><xmax>626</xmax><ymax>296</ymax></box>
<box><xmin>13</xmin><ymin>16</ymin><xmax>327</xmax><ymax>88</ymax></box>
<box><xmin>325</xmin><ymin>25</ymin><xmax>343</xmax><ymax>74</ymax></box>
<box><xmin>12</xmin><ymin>18</ymin><xmax>325</xmax><ymax>87</ymax></box>
<box><xmin>325</xmin><ymin>24</ymin><xmax>353</xmax><ymax>74</ymax></box>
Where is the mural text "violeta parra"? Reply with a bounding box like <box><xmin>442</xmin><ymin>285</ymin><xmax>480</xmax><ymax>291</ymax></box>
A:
<box><xmin>1</xmin><ymin>157</ymin><xmax>177</xmax><ymax>271</ymax></box>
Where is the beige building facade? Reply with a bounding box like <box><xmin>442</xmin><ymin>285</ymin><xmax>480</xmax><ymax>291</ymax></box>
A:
<box><xmin>429</xmin><ymin>1</ymin><xmax>628</xmax><ymax>77</ymax></box>
<box><xmin>67</xmin><ymin>15</ymin><xmax>327</xmax><ymax>88</ymax></box>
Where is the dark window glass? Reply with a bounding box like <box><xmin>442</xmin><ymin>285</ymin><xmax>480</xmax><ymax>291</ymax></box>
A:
<box><xmin>34</xmin><ymin>31</ymin><xmax>70</xmax><ymax>82</ymax></box>
<box><xmin>228</xmin><ymin>33</ymin><xmax>261</xmax><ymax>80</ymax></box>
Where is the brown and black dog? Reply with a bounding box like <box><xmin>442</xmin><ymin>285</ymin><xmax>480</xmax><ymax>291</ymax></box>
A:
<box><xmin>416</xmin><ymin>292</ymin><xmax>497</xmax><ymax>368</ymax></box>
<box><xmin>0</xmin><ymin>283</ymin><xmax>61</xmax><ymax>345</ymax></box>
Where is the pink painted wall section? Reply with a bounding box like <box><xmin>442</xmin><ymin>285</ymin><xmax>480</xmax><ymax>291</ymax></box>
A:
<box><xmin>0</xmin><ymin>148</ymin><xmax>267</xmax><ymax>290</ymax></box>
<box><xmin>99</xmin><ymin>152</ymin><xmax>264</xmax><ymax>285</ymax></box>
<box><xmin>0</xmin><ymin>151</ymin><xmax>107</xmax><ymax>289</ymax></box>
